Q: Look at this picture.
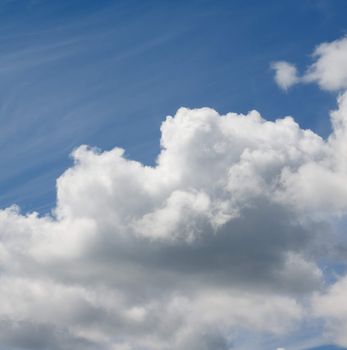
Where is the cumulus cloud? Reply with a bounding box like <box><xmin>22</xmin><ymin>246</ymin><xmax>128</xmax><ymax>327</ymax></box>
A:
<box><xmin>271</xmin><ymin>61</ymin><xmax>300</xmax><ymax>90</ymax></box>
<box><xmin>2</xmin><ymin>37</ymin><xmax>347</xmax><ymax>349</ymax></box>
<box><xmin>0</xmin><ymin>90</ymin><xmax>347</xmax><ymax>349</ymax></box>
<box><xmin>273</xmin><ymin>36</ymin><xmax>347</xmax><ymax>92</ymax></box>
<box><xmin>312</xmin><ymin>275</ymin><xmax>347</xmax><ymax>346</ymax></box>
<box><xmin>270</xmin><ymin>35</ymin><xmax>347</xmax><ymax>349</ymax></box>
<box><xmin>303</xmin><ymin>36</ymin><xmax>347</xmax><ymax>91</ymax></box>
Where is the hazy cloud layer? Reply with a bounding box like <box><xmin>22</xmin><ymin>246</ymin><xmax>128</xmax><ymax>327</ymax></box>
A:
<box><xmin>1</xmin><ymin>37</ymin><xmax>347</xmax><ymax>349</ymax></box>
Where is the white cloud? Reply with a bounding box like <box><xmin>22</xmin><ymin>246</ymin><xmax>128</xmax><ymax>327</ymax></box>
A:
<box><xmin>273</xmin><ymin>77</ymin><xmax>347</xmax><ymax>221</ymax></box>
<box><xmin>303</xmin><ymin>36</ymin><xmax>347</xmax><ymax>91</ymax></box>
<box><xmin>0</xmin><ymin>102</ymin><xmax>342</xmax><ymax>349</ymax></box>
<box><xmin>273</xmin><ymin>36</ymin><xmax>347</xmax><ymax>92</ymax></box>
<box><xmin>271</xmin><ymin>61</ymin><xmax>300</xmax><ymax>90</ymax></box>
<box><xmin>312</xmin><ymin>275</ymin><xmax>347</xmax><ymax>347</ymax></box>
<box><xmin>2</xmin><ymin>41</ymin><xmax>347</xmax><ymax>348</ymax></box>
<box><xmin>270</xmin><ymin>36</ymin><xmax>347</xmax><ymax>348</ymax></box>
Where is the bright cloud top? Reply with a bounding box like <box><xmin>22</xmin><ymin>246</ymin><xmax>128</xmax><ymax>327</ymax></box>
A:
<box><xmin>272</xmin><ymin>36</ymin><xmax>347</xmax><ymax>91</ymax></box>
<box><xmin>1</xmin><ymin>37</ymin><xmax>347</xmax><ymax>350</ymax></box>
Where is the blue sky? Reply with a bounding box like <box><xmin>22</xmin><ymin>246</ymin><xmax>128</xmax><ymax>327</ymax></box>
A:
<box><xmin>0</xmin><ymin>0</ymin><xmax>345</xmax><ymax>213</ymax></box>
<box><xmin>1</xmin><ymin>1</ymin><xmax>347</xmax><ymax>350</ymax></box>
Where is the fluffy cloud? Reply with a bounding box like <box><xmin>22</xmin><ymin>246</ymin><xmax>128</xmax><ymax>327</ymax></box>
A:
<box><xmin>276</xmin><ymin>92</ymin><xmax>347</xmax><ymax>218</ymax></box>
<box><xmin>0</xmin><ymin>94</ymin><xmax>347</xmax><ymax>349</ymax></box>
<box><xmin>271</xmin><ymin>61</ymin><xmax>299</xmax><ymax>90</ymax></box>
<box><xmin>303</xmin><ymin>36</ymin><xmax>347</xmax><ymax>91</ymax></box>
<box><xmin>270</xmin><ymin>36</ymin><xmax>347</xmax><ymax>348</ymax></box>
<box><xmin>312</xmin><ymin>275</ymin><xmax>347</xmax><ymax>346</ymax></box>
<box><xmin>2</xmin><ymin>41</ymin><xmax>347</xmax><ymax>348</ymax></box>
<box><xmin>273</xmin><ymin>36</ymin><xmax>347</xmax><ymax>91</ymax></box>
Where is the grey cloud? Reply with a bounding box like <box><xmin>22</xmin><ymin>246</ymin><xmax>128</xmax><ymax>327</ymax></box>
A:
<box><xmin>0</xmin><ymin>320</ymin><xmax>99</xmax><ymax>350</ymax></box>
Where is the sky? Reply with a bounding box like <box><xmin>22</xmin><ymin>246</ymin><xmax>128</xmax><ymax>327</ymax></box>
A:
<box><xmin>1</xmin><ymin>0</ymin><xmax>345</xmax><ymax>213</ymax></box>
<box><xmin>1</xmin><ymin>1</ymin><xmax>347</xmax><ymax>350</ymax></box>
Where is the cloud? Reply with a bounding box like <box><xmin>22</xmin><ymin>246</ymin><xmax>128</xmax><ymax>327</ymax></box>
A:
<box><xmin>303</xmin><ymin>36</ymin><xmax>347</xmax><ymax>91</ymax></box>
<box><xmin>270</xmin><ymin>35</ymin><xmax>347</xmax><ymax>348</ymax></box>
<box><xmin>312</xmin><ymin>275</ymin><xmax>347</xmax><ymax>347</ymax></box>
<box><xmin>0</xmin><ymin>92</ymin><xmax>347</xmax><ymax>349</ymax></box>
<box><xmin>272</xmin><ymin>36</ymin><xmax>347</xmax><ymax>92</ymax></box>
<box><xmin>271</xmin><ymin>61</ymin><xmax>300</xmax><ymax>90</ymax></box>
<box><xmin>2</xmin><ymin>37</ymin><xmax>347</xmax><ymax>347</ymax></box>
<box><xmin>277</xmin><ymin>93</ymin><xmax>347</xmax><ymax>219</ymax></box>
